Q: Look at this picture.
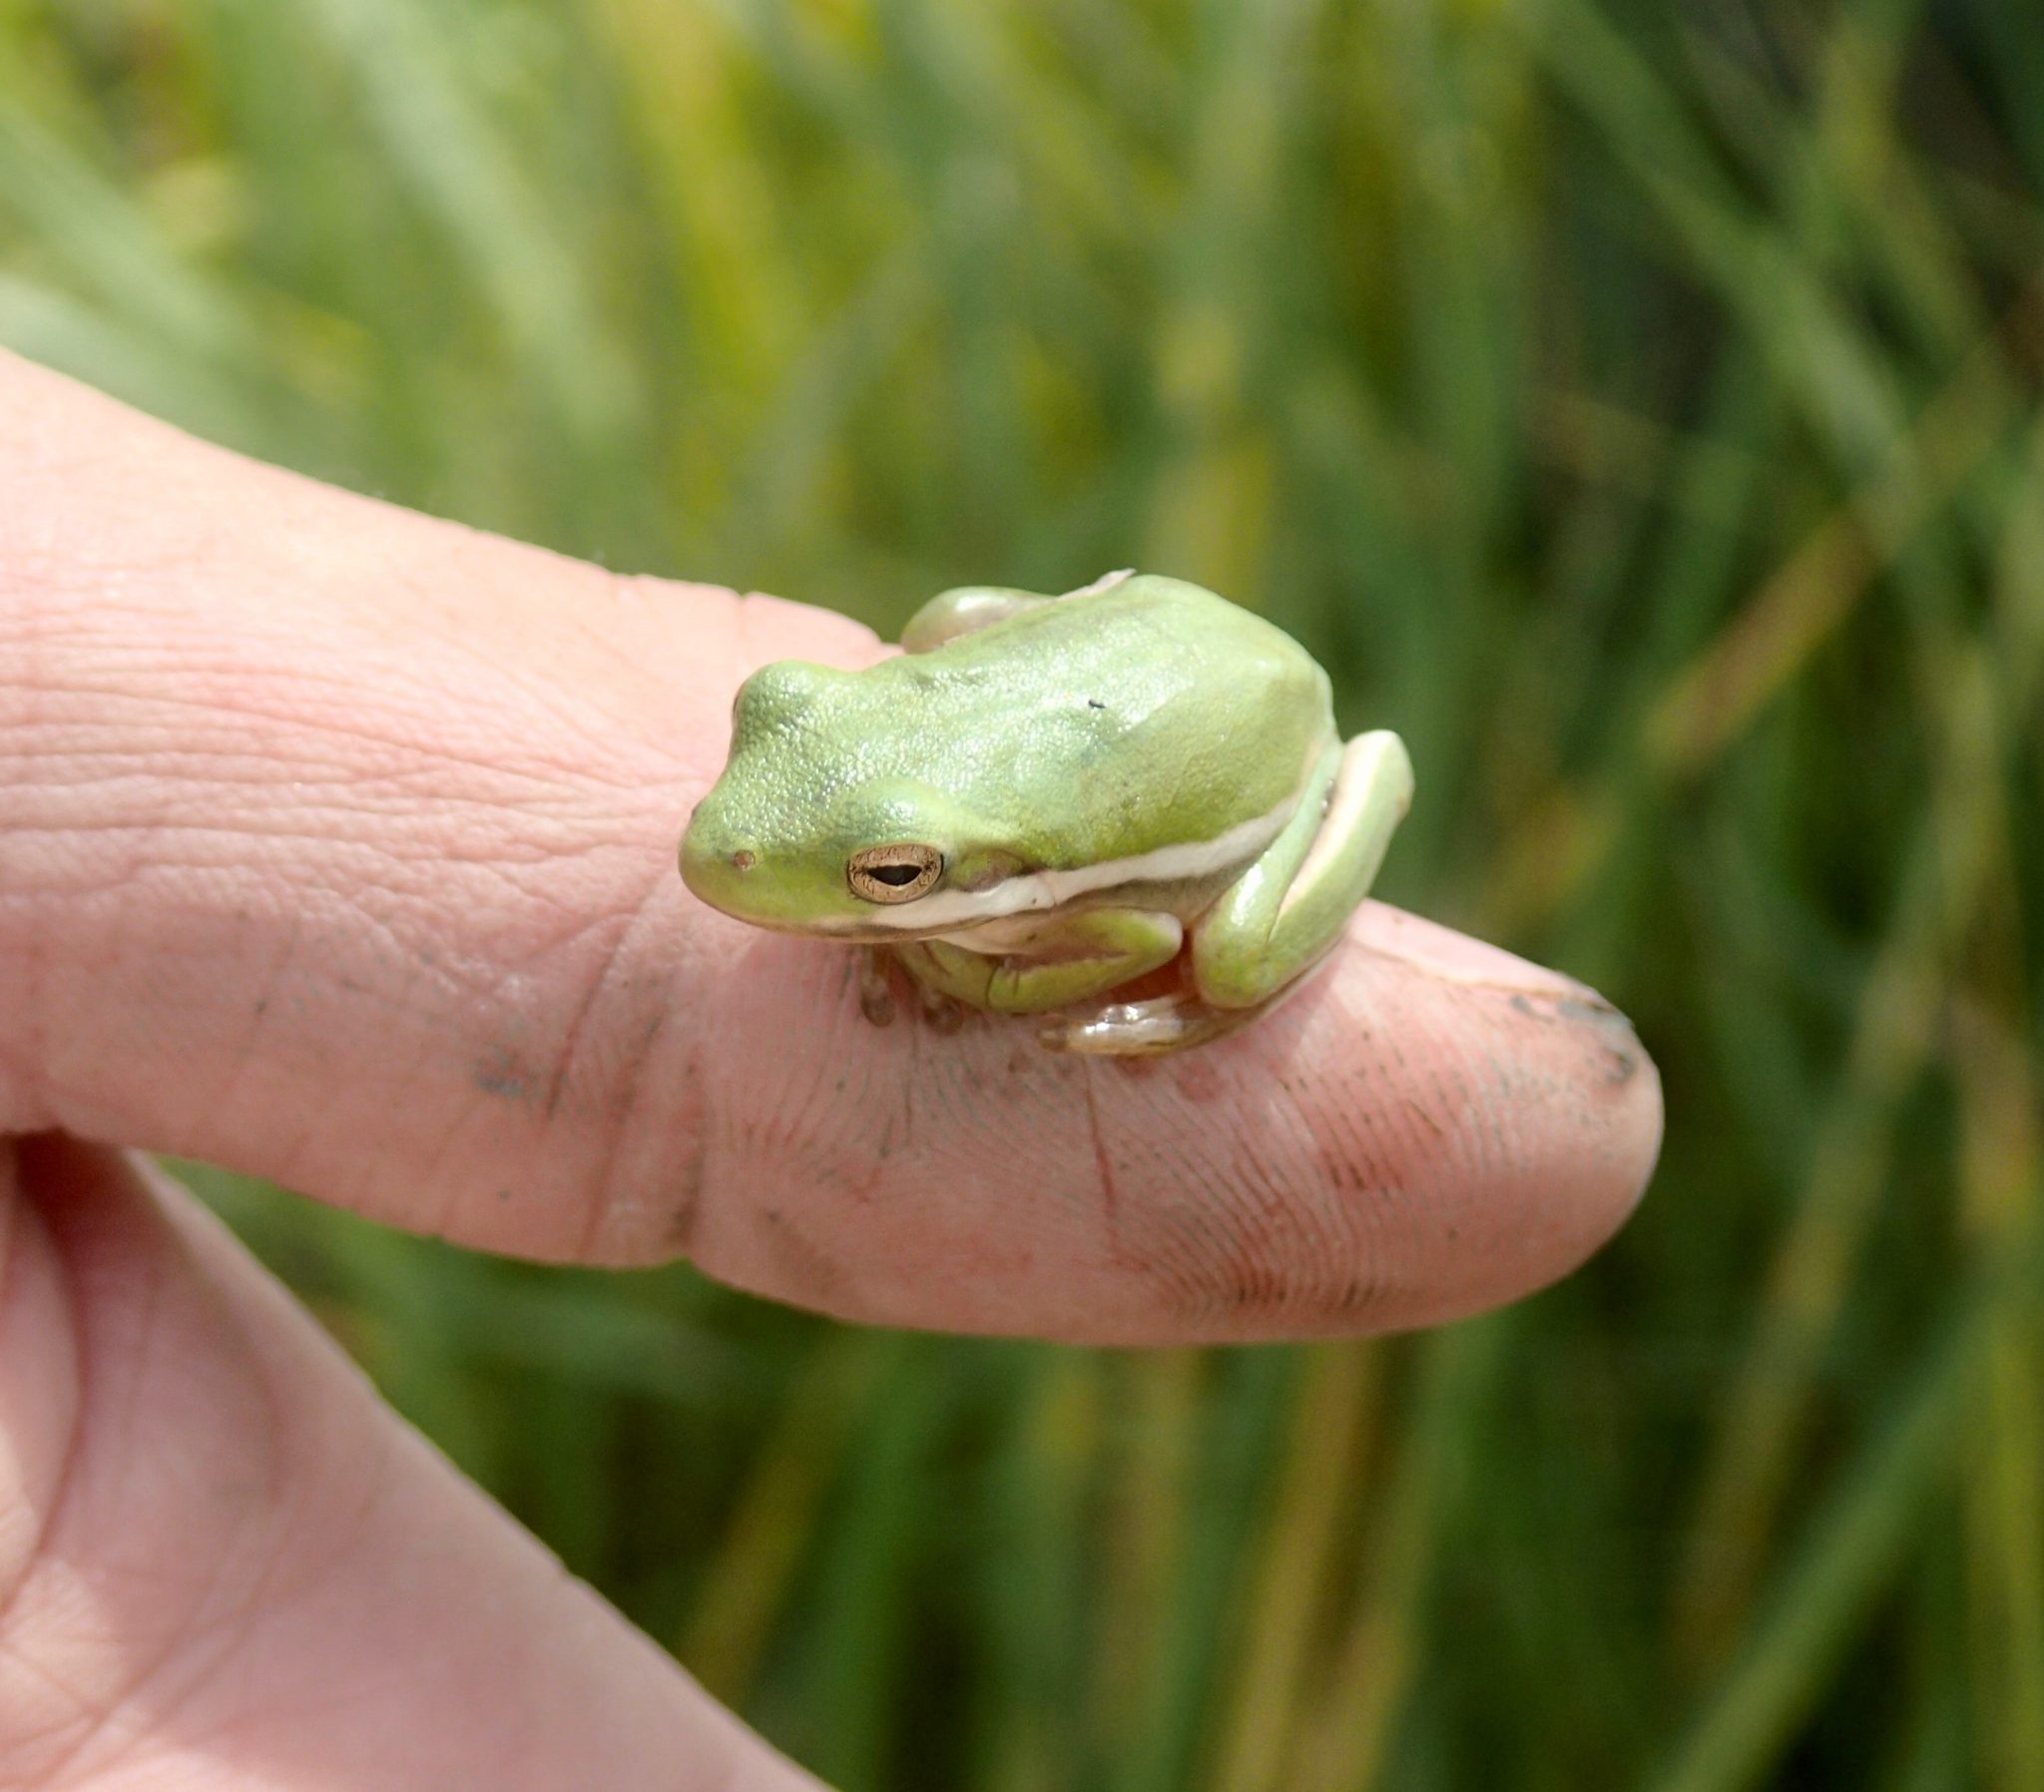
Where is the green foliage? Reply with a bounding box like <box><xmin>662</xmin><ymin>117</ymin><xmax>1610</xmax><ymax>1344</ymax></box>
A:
<box><xmin>8</xmin><ymin>1</ymin><xmax>2043</xmax><ymax>1784</ymax></box>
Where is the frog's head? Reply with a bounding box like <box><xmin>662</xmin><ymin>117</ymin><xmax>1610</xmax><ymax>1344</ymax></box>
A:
<box><xmin>681</xmin><ymin>659</ymin><xmax>1027</xmax><ymax>939</ymax></box>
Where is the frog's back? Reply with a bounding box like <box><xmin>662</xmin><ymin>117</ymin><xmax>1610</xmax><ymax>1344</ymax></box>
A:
<box><xmin>949</xmin><ymin>575</ymin><xmax>1314</xmax><ymax>687</ymax></box>
<box><xmin>863</xmin><ymin>575</ymin><xmax>1334</xmax><ymax>866</ymax></box>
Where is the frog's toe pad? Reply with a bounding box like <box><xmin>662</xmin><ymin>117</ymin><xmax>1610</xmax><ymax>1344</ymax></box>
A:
<box><xmin>918</xmin><ymin>985</ymin><xmax>966</xmax><ymax>1035</ymax></box>
<box><xmin>857</xmin><ymin>948</ymin><xmax>898</xmax><ymax>1027</ymax></box>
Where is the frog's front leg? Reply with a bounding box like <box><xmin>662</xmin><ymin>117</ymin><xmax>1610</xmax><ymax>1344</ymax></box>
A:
<box><xmin>888</xmin><ymin>909</ymin><xmax>1183</xmax><ymax>1019</ymax></box>
<box><xmin>1042</xmin><ymin>730</ymin><xmax>1412</xmax><ymax>1056</ymax></box>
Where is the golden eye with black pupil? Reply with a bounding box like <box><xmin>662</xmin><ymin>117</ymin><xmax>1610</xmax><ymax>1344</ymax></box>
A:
<box><xmin>847</xmin><ymin>843</ymin><xmax>942</xmax><ymax>903</ymax></box>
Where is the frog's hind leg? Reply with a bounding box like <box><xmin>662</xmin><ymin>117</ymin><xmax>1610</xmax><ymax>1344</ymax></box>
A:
<box><xmin>1039</xmin><ymin>731</ymin><xmax>1411</xmax><ymax>1057</ymax></box>
<box><xmin>899</xmin><ymin>571</ymin><xmax>1135</xmax><ymax>654</ymax></box>
<box><xmin>900</xmin><ymin>588</ymin><xmax>1054</xmax><ymax>654</ymax></box>
<box><xmin>1055</xmin><ymin>568</ymin><xmax>1135</xmax><ymax>601</ymax></box>
<box><xmin>1193</xmin><ymin>729</ymin><xmax>1412</xmax><ymax>1009</ymax></box>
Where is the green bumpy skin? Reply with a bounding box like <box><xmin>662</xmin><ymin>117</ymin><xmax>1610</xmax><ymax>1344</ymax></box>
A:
<box><xmin>679</xmin><ymin>572</ymin><xmax>1413</xmax><ymax>1055</ymax></box>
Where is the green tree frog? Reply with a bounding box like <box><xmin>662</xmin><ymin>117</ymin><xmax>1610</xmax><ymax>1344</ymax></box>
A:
<box><xmin>680</xmin><ymin>571</ymin><xmax>1412</xmax><ymax>1055</ymax></box>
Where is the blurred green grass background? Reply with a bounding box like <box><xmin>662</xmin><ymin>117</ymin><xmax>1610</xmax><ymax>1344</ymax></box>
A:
<box><xmin>5</xmin><ymin>0</ymin><xmax>2042</xmax><ymax>1785</ymax></box>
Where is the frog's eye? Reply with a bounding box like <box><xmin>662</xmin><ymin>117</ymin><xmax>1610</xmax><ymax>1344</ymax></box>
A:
<box><xmin>847</xmin><ymin>843</ymin><xmax>943</xmax><ymax>904</ymax></box>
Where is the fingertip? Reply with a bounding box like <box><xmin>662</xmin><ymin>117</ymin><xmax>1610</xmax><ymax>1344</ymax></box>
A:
<box><xmin>677</xmin><ymin>909</ymin><xmax>1663</xmax><ymax>1344</ymax></box>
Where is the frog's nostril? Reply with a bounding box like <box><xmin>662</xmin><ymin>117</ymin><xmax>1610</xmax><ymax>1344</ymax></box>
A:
<box><xmin>731</xmin><ymin>849</ymin><xmax>757</xmax><ymax>871</ymax></box>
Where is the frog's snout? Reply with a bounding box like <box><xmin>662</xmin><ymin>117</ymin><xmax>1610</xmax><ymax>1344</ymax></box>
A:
<box><xmin>679</xmin><ymin>806</ymin><xmax>759</xmax><ymax>909</ymax></box>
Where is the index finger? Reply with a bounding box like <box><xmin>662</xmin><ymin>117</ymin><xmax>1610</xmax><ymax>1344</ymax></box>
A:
<box><xmin>0</xmin><ymin>355</ymin><xmax>1661</xmax><ymax>1343</ymax></box>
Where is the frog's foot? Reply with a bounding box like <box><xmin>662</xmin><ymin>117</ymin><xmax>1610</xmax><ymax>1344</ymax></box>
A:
<box><xmin>857</xmin><ymin>946</ymin><xmax>898</xmax><ymax>1027</ymax></box>
<box><xmin>1056</xmin><ymin>567</ymin><xmax>1135</xmax><ymax>601</ymax></box>
<box><xmin>915</xmin><ymin>979</ymin><xmax>966</xmax><ymax>1035</ymax></box>
<box><xmin>854</xmin><ymin>935</ymin><xmax>972</xmax><ymax>1034</ymax></box>
<box><xmin>863</xmin><ymin>942</ymin><xmax>971</xmax><ymax>1035</ymax></box>
<box><xmin>1037</xmin><ymin>970</ymin><xmax>1317</xmax><ymax>1057</ymax></box>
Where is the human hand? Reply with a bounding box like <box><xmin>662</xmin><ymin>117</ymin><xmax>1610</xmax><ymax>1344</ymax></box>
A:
<box><xmin>0</xmin><ymin>354</ymin><xmax>1661</xmax><ymax>1787</ymax></box>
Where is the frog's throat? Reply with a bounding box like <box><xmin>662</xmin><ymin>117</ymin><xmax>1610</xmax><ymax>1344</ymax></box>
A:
<box><xmin>815</xmin><ymin>795</ymin><xmax>1298</xmax><ymax>936</ymax></box>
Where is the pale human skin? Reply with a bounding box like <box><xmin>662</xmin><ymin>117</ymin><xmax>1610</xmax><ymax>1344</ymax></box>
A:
<box><xmin>0</xmin><ymin>353</ymin><xmax>1663</xmax><ymax>1790</ymax></box>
